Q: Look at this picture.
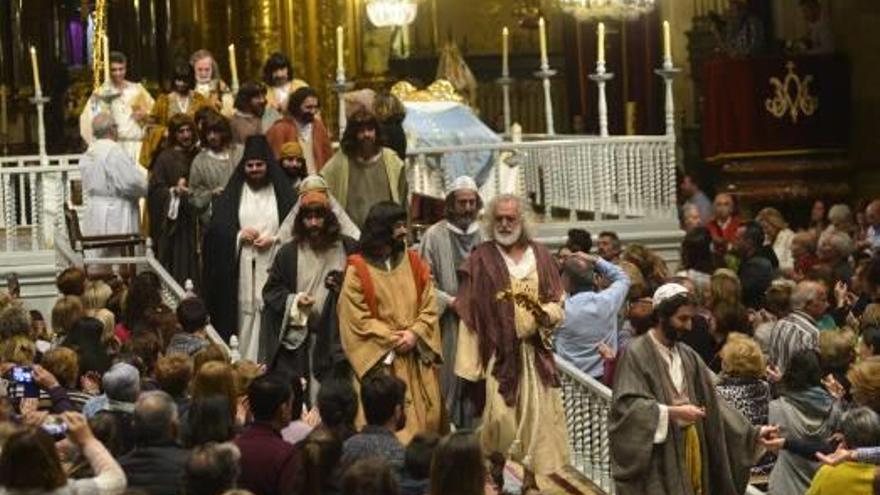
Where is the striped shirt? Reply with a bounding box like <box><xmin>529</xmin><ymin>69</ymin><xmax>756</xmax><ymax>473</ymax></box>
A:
<box><xmin>768</xmin><ymin>311</ymin><xmax>820</xmax><ymax>374</ymax></box>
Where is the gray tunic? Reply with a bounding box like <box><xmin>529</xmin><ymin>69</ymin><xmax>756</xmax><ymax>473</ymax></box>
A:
<box><xmin>188</xmin><ymin>144</ymin><xmax>244</xmax><ymax>225</ymax></box>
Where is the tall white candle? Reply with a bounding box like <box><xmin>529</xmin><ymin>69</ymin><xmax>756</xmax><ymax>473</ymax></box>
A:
<box><xmin>29</xmin><ymin>46</ymin><xmax>42</xmax><ymax>96</ymax></box>
<box><xmin>597</xmin><ymin>22</ymin><xmax>605</xmax><ymax>64</ymax></box>
<box><xmin>103</xmin><ymin>35</ymin><xmax>111</xmax><ymax>86</ymax></box>
<box><xmin>336</xmin><ymin>26</ymin><xmax>344</xmax><ymax>73</ymax></box>
<box><xmin>538</xmin><ymin>17</ymin><xmax>548</xmax><ymax>68</ymax></box>
<box><xmin>228</xmin><ymin>43</ymin><xmax>239</xmax><ymax>90</ymax></box>
<box><xmin>502</xmin><ymin>27</ymin><xmax>509</xmax><ymax>77</ymax></box>
<box><xmin>663</xmin><ymin>20</ymin><xmax>672</xmax><ymax>63</ymax></box>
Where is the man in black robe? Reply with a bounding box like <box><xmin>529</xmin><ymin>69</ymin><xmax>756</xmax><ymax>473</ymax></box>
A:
<box><xmin>261</xmin><ymin>176</ymin><xmax>357</xmax><ymax>400</ymax></box>
<box><xmin>148</xmin><ymin>114</ymin><xmax>199</xmax><ymax>286</ymax></box>
<box><xmin>202</xmin><ymin>135</ymin><xmax>295</xmax><ymax>354</ymax></box>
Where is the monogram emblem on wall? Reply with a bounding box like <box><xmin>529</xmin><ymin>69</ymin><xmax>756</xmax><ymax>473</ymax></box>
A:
<box><xmin>765</xmin><ymin>61</ymin><xmax>819</xmax><ymax>124</ymax></box>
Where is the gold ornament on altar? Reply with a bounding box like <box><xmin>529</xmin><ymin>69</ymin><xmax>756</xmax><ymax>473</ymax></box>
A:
<box><xmin>390</xmin><ymin>80</ymin><xmax>464</xmax><ymax>103</ymax></box>
<box><xmin>765</xmin><ymin>61</ymin><xmax>818</xmax><ymax>124</ymax></box>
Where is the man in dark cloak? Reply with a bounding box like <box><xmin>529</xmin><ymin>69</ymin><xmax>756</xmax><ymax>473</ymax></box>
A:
<box><xmin>261</xmin><ymin>176</ymin><xmax>357</xmax><ymax>402</ymax></box>
<box><xmin>148</xmin><ymin>113</ymin><xmax>199</xmax><ymax>286</ymax></box>
<box><xmin>609</xmin><ymin>282</ymin><xmax>779</xmax><ymax>495</ymax></box>
<box><xmin>202</xmin><ymin>134</ymin><xmax>296</xmax><ymax>357</ymax></box>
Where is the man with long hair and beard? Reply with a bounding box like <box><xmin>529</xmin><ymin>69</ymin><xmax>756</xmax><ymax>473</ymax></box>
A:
<box><xmin>453</xmin><ymin>194</ymin><xmax>568</xmax><ymax>494</ymax></box>
<box><xmin>321</xmin><ymin>110</ymin><xmax>408</xmax><ymax>229</ymax></box>
<box><xmin>202</xmin><ymin>135</ymin><xmax>296</xmax><ymax>361</ymax></box>
<box><xmin>609</xmin><ymin>283</ymin><xmax>781</xmax><ymax>495</ymax></box>
<box><xmin>265</xmin><ymin>86</ymin><xmax>333</xmax><ymax>174</ymax></box>
<box><xmin>261</xmin><ymin>176</ymin><xmax>358</xmax><ymax>400</ymax></box>
<box><xmin>418</xmin><ymin>176</ymin><xmax>484</xmax><ymax>428</ymax></box>
<box><xmin>337</xmin><ymin>201</ymin><xmax>445</xmax><ymax>444</ymax></box>
<box><xmin>148</xmin><ymin>113</ymin><xmax>200</xmax><ymax>286</ymax></box>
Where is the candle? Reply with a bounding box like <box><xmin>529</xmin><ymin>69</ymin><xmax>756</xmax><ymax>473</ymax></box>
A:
<box><xmin>1</xmin><ymin>86</ymin><xmax>8</xmax><ymax>139</ymax></box>
<box><xmin>336</xmin><ymin>26</ymin><xmax>344</xmax><ymax>73</ymax></box>
<box><xmin>502</xmin><ymin>27</ymin><xmax>509</xmax><ymax>77</ymax></box>
<box><xmin>103</xmin><ymin>35</ymin><xmax>111</xmax><ymax>86</ymax></box>
<box><xmin>29</xmin><ymin>46</ymin><xmax>42</xmax><ymax>96</ymax></box>
<box><xmin>663</xmin><ymin>20</ymin><xmax>672</xmax><ymax>62</ymax></box>
<box><xmin>597</xmin><ymin>22</ymin><xmax>605</xmax><ymax>64</ymax></box>
<box><xmin>228</xmin><ymin>43</ymin><xmax>239</xmax><ymax>90</ymax></box>
<box><xmin>538</xmin><ymin>18</ymin><xmax>548</xmax><ymax>68</ymax></box>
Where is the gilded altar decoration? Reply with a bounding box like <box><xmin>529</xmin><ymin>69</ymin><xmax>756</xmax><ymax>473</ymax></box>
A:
<box><xmin>390</xmin><ymin>80</ymin><xmax>464</xmax><ymax>103</ymax></box>
<box><xmin>765</xmin><ymin>61</ymin><xmax>818</xmax><ymax>124</ymax></box>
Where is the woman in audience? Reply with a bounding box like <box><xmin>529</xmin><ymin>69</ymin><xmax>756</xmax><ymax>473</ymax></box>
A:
<box><xmin>677</xmin><ymin>226</ymin><xmax>715</xmax><ymax>299</ymax></box>
<box><xmin>399</xmin><ymin>432</ymin><xmax>439</xmax><ymax>495</ymax></box>
<box><xmin>300</xmin><ymin>378</ymin><xmax>358</xmax><ymax>495</ymax></box>
<box><xmin>757</xmin><ymin>207</ymin><xmax>795</xmax><ymax>272</ymax></box>
<box><xmin>714</xmin><ymin>333</ymin><xmax>774</xmax><ymax>475</ymax></box>
<box><xmin>753</xmin><ymin>280</ymin><xmax>795</xmax><ymax>355</ymax></box>
<box><xmin>806</xmin><ymin>407</ymin><xmax>880</xmax><ymax>495</ymax></box>
<box><xmin>768</xmin><ymin>350</ymin><xmax>844</xmax><ymax>495</ymax></box>
<box><xmin>119</xmin><ymin>271</ymin><xmax>165</xmax><ymax>341</ymax></box>
<box><xmin>342</xmin><ymin>457</ymin><xmax>400</xmax><ymax>495</ymax></box>
<box><xmin>0</xmin><ymin>412</ymin><xmax>126</xmax><ymax>495</ymax></box>
<box><xmin>809</xmin><ymin>199</ymin><xmax>828</xmax><ymax>234</ymax></box>
<box><xmin>63</xmin><ymin>317</ymin><xmax>112</xmax><ymax>377</ymax></box>
<box><xmin>429</xmin><ymin>430</ymin><xmax>486</xmax><ymax>495</ymax></box>
<box><xmin>51</xmin><ymin>296</ymin><xmax>85</xmax><ymax>342</ymax></box>
<box><xmin>818</xmin><ymin>329</ymin><xmax>855</xmax><ymax>399</ymax></box>
<box><xmin>185</xmin><ymin>395</ymin><xmax>236</xmax><ymax>447</ymax></box>
<box><xmin>40</xmin><ymin>347</ymin><xmax>94</xmax><ymax>411</ymax></box>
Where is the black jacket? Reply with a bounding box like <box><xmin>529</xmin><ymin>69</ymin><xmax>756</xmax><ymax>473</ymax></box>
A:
<box><xmin>118</xmin><ymin>442</ymin><xmax>190</xmax><ymax>495</ymax></box>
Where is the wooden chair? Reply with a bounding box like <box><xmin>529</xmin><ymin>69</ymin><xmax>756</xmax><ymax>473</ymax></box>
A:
<box><xmin>410</xmin><ymin>193</ymin><xmax>446</xmax><ymax>242</ymax></box>
<box><xmin>63</xmin><ymin>204</ymin><xmax>145</xmax><ymax>277</ymax></box>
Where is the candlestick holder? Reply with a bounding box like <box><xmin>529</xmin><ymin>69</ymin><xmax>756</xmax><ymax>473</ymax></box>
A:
<box><xmin>29</xmin><ymin>93</ymin><xmax>55</xmax><ymax>249</ymax></box>
<box><xmin>654</xmin><ymin>58</ymin><xmax>681</xmax><ymax>137</ymax></box>
<box><xmin>533</xmin><ymin>65</ymin><xmax>557</xmax><ymax>136</ymax></box>
<box><xmin>496</xmin><ymin>75</ymin><xmax>514</xmax><ymax>137</ymax></box>
<box><xmin>334</xmin><ymin>72</ymin><xmax>355</xmax><ymax>137</ymax></box>
<box><xmin>588</xmin><ymin>61</ymin><xmax>615</xmax><ymax>137</ymax></box>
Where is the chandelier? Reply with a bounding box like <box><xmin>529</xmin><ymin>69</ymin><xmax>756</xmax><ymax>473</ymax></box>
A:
<box><xmin>366</xmin><ymin>0</ymin><xmax>419</xmax><ymax>27</ymax></box>
<box><xmin>558</xmin><ymin>0</ymin><xmax>656</xmax><ymax>20</ymax></box>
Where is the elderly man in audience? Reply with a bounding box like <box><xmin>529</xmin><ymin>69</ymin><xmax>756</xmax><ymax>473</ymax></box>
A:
<box><xmin>818</xmin><ymin>229</ymin><xmax>855</xmax><ymax>285</ymax></box>
<box><xmin>768</xmin><ymin>280</ymin><xmax>827</xmax><ymax>375</ymax></box>
<box><xmin>706</xmin><ymin>193</ymin><xmax>741</xmax><ymax>257</ymax></box>
<box><xmin>118</xmin><ymin>391</ymin><xmax>189</xmax><ymax>495</ymax></box>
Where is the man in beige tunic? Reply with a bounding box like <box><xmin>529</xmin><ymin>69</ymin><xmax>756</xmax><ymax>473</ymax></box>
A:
<box><xmin>338</xmin><ymin>201</ymin><xmax>444</xmax><ymax>444</ymax></box>
<box><xmin>321</xmin><ymin>110</ymin><xmax>408</xmax><ymax>229</ymax></box>
<box><xmin>455</xmin><ymin>194</ymin><xmax>568</xmax><ymax>494</ymax></box>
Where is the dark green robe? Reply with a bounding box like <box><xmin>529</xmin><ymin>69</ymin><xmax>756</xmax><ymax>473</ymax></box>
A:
<box><xmin>609</xmin><ymin>333</ymin><xmax>760</xmax><ymax>495</ymax></box>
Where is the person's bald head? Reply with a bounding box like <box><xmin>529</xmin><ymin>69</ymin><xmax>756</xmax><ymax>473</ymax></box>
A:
<box><xmin>866</xmin><ymin>200</ymin><xmax>880</xmax><ymax>228</ymax></box>
<box><xmin>562</xmin><ymin>255</ymin><xmax>595</xmax><ymax>295</ymax></box>
<box><xmin>713</xmin><ymin>193</ymin><xmax>735</xmax><ymax>221</ymax></box>
<box><xmin>92</xmin><ymin>113</ymin><xmax>118</xmax><ymax>140</ymax></box>
<box><xmin>133</xmin><ymin>390</ymin><xmax>179</xmax><ymax>445</ymax></box>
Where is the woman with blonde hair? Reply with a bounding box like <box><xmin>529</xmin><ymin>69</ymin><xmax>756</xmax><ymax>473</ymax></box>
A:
<box><xmin>715</xmin><ymin>333</ymin><xmax>774</xmax><ymax>475</ymax></box>
<box><xmin>709</xmin><ymin>268</ymin><xmax>742</xmax><ymax>308</ymax></box>
<box><xmin>756</xmin><ymin>207</ymin><xmax>795</xmax><ymax>271</ymax></box>
<box><xmin>51</xmin><ymin>295</ymin><xmax>85</xmax><ymax>340</ymax></box>
<box><xmin>372</xmin><ymin>91</ymin><xmax>406</xmax><ymax>160</ymax></box>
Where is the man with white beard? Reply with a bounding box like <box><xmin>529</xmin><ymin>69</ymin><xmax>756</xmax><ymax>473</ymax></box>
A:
<box><xmin>454</xmin><ymin>194</ymin><xmax>570</xmax><ymax>493</ymax></box>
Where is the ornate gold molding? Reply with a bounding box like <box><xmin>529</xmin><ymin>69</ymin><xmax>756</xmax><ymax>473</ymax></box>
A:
<box><xmin>764</xmin><ymin>61</ymin><xmax>818</xmax><ymax>124</ymax></box>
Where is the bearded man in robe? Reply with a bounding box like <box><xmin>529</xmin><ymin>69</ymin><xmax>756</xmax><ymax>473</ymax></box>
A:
<box><xmin>266</xmin><ymin>86</ymin><xmax>333</xmax><ymax>174</ymax></box>
<box><xmin>321</xmin><ymin>110</ymin><xmax>408</xmax><ymax>229</ymax></box>
<box><xmin>202</xmin><ymin>135</ymin><xmax>296</xmax><ymax>360</ymax></box>
<box><xmin>147</xmin><ymin>114</ymin><xmax>199</xmax><ymax>286</ymax></box>
<box><xmin>140</xmin><ymin>63</ymin><xmax>210</xmax><ymax>168</ymax></box>
<box><xmin>262</xmin><ymin>52</ymin><xmax>308</xmax><ymax>123</ymax></box>
<box><xmin>609</xmin><ymin>283</ymin><xmax>780</xmax><ymax>495</ymax></box>
<box><xmin>261</xmin><ymin>178</ymin><xmax>358</xmax><ymax>401</ymax></box>
<box><xmin>418</xmin><ymin>175</ymin><xmax>483</xmax><ymax>428</ymax></box>
<box><xmin>191</xmin><ymin>49</ymin><xmax>234</xmax><ymax>116</ymax></box>
<box><xmin>338</xmin><ymin>201</ymin><xmax>445</xmax><ymax>444</ymax></box>
<box><xmin>454</xmin><ymin>193</ymin><xmax>568</xmax><ymax>494</ymax></box>
<box><xmin>189</xmin><ymin>112</ymin><xmax>244</xmax><ymax>228</ymax></box>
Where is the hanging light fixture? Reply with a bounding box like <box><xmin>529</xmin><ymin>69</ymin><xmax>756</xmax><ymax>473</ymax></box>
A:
<box><xmin>558</xmin><ymin>0</ymin><xmax>656</xmax><ymax>20</ymax></box>
<box><xmin>366</xmin><ymin>0</ymin><xmax>419</xmax><ymax>27</ymax></box>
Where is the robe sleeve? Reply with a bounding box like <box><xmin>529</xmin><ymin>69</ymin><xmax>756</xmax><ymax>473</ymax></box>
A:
<box><xmin>262</xmin><ymin>243</ymin><xmax>296</xmax><ymax>315</ymax></box>
<box><xmin>455</xmin><ymin>319</ymin><xmax>485</xmax><ymax>381</ymax></box>
<box><xmin>417</xmin><ymin>233</ymin><xmax>453</xmax><ymax>315</ymax></box>
<box><xmin>188</xmin><ymin>156</ymin><xmax>214</xmax><ymax>214</ymax></box>
<box><xmin>337</xmin><ymin>265</ymin><xmax>397</xmax><ymax>377</ymax></box>
<box><xmin>409</xmin><ymin>271</ymin><xmax>442</xmax><ymax>360</ymax></box>
<box><xmin>609</xmin><ymin>343</ymin><xmax>663</xmax><ymax>483</ymax></box>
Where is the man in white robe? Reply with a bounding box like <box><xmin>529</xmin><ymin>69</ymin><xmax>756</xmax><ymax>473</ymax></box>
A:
<box><xmin>78</xmin><ymin>113</ymin><xmax>148</xmax><ymax>256</ymax></box>
<box><xmin>79</xmin><ymin>51</ymin><xmax>154</xmax><ymax>165</ymax></box>
<box><xmin>418</xmin><ymin>176</ymin><xmax>483</xmax><ymax>427</ymax></box>
<box><xmin>203</xmin><ymin>135</ymin><xmax>296</xmax><ymax>361</ymax></box>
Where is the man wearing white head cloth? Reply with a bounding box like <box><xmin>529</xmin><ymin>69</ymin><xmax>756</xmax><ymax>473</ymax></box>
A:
<box><xmin>417</xmin><ymin>175</ymin><xmax>483</xmax><ymax>428</ymax></box>
<box><xmin>609</xmin><ymin>283</ymin><xmax>780</xmax><ymax>495</ymax></box>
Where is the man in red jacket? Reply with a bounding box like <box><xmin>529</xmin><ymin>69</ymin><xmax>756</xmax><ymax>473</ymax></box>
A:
<box><xmin>706</xmin><ymin>193</ymin><xmax>741</xmax><ymax>257</ymax></box>
<box><xmin>266</xmin><ymin>86</ymin><xmax>333</xmax><ymax>174</ymax></box>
